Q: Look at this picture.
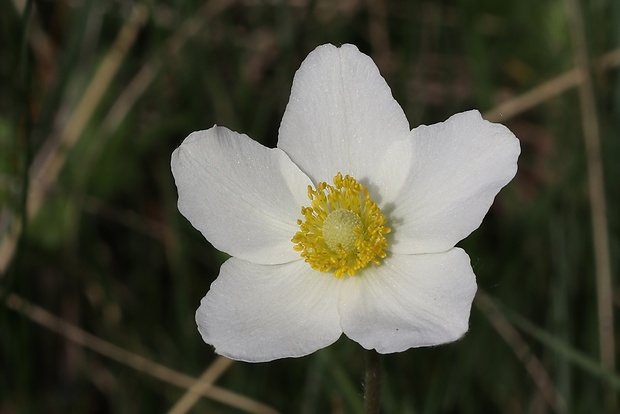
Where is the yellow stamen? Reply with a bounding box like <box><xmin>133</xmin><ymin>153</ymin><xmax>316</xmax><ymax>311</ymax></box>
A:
<box><xmin>292</xmin><ymin>173</ymin><xmax>391</xmax><ymax>278</ymax></box>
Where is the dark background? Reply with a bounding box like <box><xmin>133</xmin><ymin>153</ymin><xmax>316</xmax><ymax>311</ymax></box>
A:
<box><xmin>2</xmin><ymin>0</ymin><xmax>620</xmax><ymax>412</ymax></box>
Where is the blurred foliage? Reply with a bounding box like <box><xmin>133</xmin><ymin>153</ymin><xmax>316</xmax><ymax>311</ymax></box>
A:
<box><xmin>1</xmin><ymin>0</ymin><xmax>619</xmax><ymax>413</ymax></box>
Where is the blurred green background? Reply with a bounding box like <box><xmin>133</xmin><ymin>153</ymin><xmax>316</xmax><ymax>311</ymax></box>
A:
<box><xmin>2</xmin><ymin>0</ymin><xmax>619</xmax><ymax>412</ymax></box>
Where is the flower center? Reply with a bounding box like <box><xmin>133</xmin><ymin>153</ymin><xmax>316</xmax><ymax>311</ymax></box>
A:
<box><xmin>292</xmin><ymin>173</ymin><xmax>391</xmax><ymax>278</ymax></box>
<box><xmin>322</xmin><ymin>209</ymin><xmax>362</xmax><ymax>254</ymax></box>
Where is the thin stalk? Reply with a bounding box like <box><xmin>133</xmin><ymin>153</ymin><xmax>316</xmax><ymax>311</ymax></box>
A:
<box><xmin>3</xmin><ymin>292</ymin><xmax>276</xmax><ymax>414</ymax></box>
<box><xmin>565</xmin><ymin>0</ymin><xmax>616</xmax><ymax>409</ymax></box>
<box><xmin>364</xmin><ymin>349</ymin><xmax>382</xmax><ymax>414</ymax></box>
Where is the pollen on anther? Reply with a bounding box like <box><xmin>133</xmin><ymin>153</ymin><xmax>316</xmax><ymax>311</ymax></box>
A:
<box><xmin>291</xmin><ymin>173</ymin><xmax>390</xmax><ymax>278</ymax></box>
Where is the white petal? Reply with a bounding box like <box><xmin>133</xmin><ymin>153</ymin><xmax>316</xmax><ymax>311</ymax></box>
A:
<box><xmin>277</xmin><ymin>44</ymin><xmax>411</xmax><ymax>186</ymax></box>
<box><xmin>389</xmin><ymin>110</ymin><xmax>520</xmax><ymax>254</ymax></box>
<box><xmin>171</xmin><ymin>126</ymin><xmax>312</xmax><ymax>264</ymax></box>
<box><xmin>371</xmin><ymin>137</ymin><xmax>416</xmax><ymax>206</ymax></box>
<box><xmin>339</xmin><ymin>248</ymin><xmax>477</xmax><ymax>353</ymax></box>
<box><xmin>196</xmin><ymin>258</ymin><xmax>343</xmax><ymax>362</ymax></box>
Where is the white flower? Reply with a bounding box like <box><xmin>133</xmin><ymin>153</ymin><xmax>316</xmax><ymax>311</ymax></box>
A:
<box><xmin>171</xmin><ymin>44</ymin><xmax>520</xmax><ymax>362</ymax></box>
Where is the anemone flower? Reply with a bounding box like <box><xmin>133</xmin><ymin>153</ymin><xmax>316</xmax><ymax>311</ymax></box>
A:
<box><xmin>171</xmin><ymin>43</ymin><xmax>520</xmax><ymax>363</ymax></box>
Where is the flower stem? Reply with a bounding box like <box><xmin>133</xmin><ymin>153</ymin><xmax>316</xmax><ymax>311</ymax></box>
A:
<box><xmin>363</xmin><ymin>349</ymin><xmax>382</xmax><ymax>414</ymax></box>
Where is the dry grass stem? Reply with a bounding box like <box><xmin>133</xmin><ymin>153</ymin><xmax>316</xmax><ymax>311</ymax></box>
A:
<box><xmin>0</xmin><ymin>4</ymin><xmax>148</xmax><ymax>276</ymax></box>
<box><xmin>26</xmin><ymin>4</ymin><xmax>148</xmax><ymax>220</ymax></box>
<box><xmin>3</xmin><ymin>292</ymin><xmax>278</xmax><ymax>414</ymax></box>
<box><xmin>565</xmin><ymin>0</ymin><xmax>616</xmax><ymax>409</ymax></box>
<box><xmin>483</xmin><ymin>68</ymin><xmax>583</xmax><ymax>122</ymax></box>
<box><xmin>599</xmin><ymin>48</ymin><xmax>620</xmax><ymax>70</ymax></box>
<box><xmin>1</xmin><ymin>0</ymin><xmax>237</xmax><ymax>276</ymax></box>
<box><xmin>12</xmin><ymin>0</ymin><xmax>56</xmax><ymax>88</ymax></box>
<box><xmin>167</xmin><ymin>357</ymin><xmax>235</xmax><ymax>414</ymax></box>
<box><xmin>476</xmin><ymin>291</ymin><xmax>566</xmax><ymax>413</ymax></box>
<box><xmin>103</xmin><ymin>0</ymin><xmax>237</xmax><ymax>135</ymax></box>
<box><xmin>0</xmin><ymin>220</ymin><xmax>22</xmax><ymax>277</ymax></box>
<box><xmin>484</xmin><ymin>47</ymin><xmax>620</xmax><ymax>122</ymax></box>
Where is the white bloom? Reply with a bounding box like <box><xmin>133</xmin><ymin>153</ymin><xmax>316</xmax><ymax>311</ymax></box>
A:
<box><xmin>171</xmin><ymin>44</ymin><xmax>520</xmax><ymax>362</ymax></box>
